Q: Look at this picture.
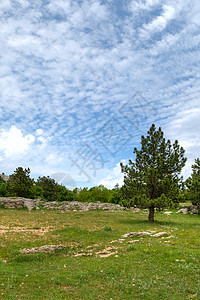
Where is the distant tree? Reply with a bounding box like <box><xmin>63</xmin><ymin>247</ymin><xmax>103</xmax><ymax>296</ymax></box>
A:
<box><xmin>110</xmin><ymin>184</ymin><xmax>122</xmax><ymax>204</ymax></box>
<box><xmin>7</xmin><ymin>167</ymin><xmax>34</xmax><ymax>198</ymax></box>
<box><xmin>121</xmin><ymin>124</ymin><xmax>187</xmax><ymax>222</ymax></box>
<box><xmin>29</xmin><ymin>185</ymin><xmax>44</xmax><ymax>199</ymax></box>
<box><xmin>77</xmin><ymin>187</ymin><xmax>93</xmax><ymax>202</ymax></box>
<box><xmin>186</xmin><ymin>158</ymin><xmax>200</xmax><ymax>214</ymax></box>
<box><xmin>0</xmin><ymin>182</ymin><xmax>7</xmax><ymax>197</ymax></box>
<box><xmin>56</xmin><ymin>185</ymin><xmax>74</xmax><ymax>202</ymax></box>
<box><xmin>90</xmin><ymin>185</ymin><xmax>111</xmax><ymax>203</ymax></box>
<box><xmin>36</xmin><ymin>176</ymin><xmax>58</xmax><ymax>201</ymax></box>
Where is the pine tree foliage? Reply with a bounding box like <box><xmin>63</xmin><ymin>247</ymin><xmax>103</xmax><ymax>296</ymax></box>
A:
<box><xmin>186</xmin><ymin>158</ymin><xmax>200</xmax><ymax>214</ymax></box>
<box><xmin>120</xmin><ymin>124</ymin><xmax>187</xmax><ymax>222</ymax></box>
<box><xmin>7</xmin><ymin>167</ymin><xmax>34</xmax><ymax>198</ymax></box>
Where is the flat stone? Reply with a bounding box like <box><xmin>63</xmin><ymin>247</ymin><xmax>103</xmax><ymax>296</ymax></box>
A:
<box><xmin>20</xmin><ymin>244</ymin><xmax>65</xmax><ymax>254</ymax></box>
<box><xmin>121</xmin><ymin>231</ymin><xmax>153</xmax><ymax>238</ymax></box>
<box><xmin>176</xmin><ymin>208</ymin><xmax>188</xmax><ymax>214</ymax></box>
<box><xmin>151</xmin><ymin>232</ymin><xmax>167</xmax><ymax>237</ymax></box>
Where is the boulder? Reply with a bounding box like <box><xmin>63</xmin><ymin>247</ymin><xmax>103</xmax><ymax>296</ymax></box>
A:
<box><xmin>176</xmin><ymin>208</ymin><xmax>188</xmax><ymax>214</ymax></box>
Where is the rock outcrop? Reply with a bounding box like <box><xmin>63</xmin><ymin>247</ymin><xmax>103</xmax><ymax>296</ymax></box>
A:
<box><xmin>176</xmin><ymin>205</ymin><xmax>199</xmax><ymax>215</ymax></box>
<box><xmin>0</xmin><ymin>174</ymin><xmax>10</xmax><ymax>182</ymax></box>
<box><xmin>42</xmin><ymin>201</ymin><xmax>126</xmax><ymax>211</ymax></box>
<box><xmin>0</xmin><ymin>197</ymin><xmax>40</xmax><ymax>211</ymax></box>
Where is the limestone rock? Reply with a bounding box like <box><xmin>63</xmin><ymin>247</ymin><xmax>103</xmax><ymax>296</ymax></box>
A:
<box><xmin>20</xmin><ymin>244</ymin><xmax>65</xmax><ymax>254</ymax></box>
<box><xmin>121</xmin><ymin>231</ymin><xmax>167</xmax><ymax>238</ymax></box>
<box><xmin>176</xmin><ymin>208</ymin><xmax>188</xmax><ymax>214</ymax></box>
<box><xmin>150</xmin><ymin>232</ymin><xmax>167</xmax><ymax>237</ymax></box>
<box><xmin>121</xmin><ymin>231</ymin><xmax>153</xmax><ymax>238</ymax></box>
<box><xmin>0</xmin><ymin>197</ymin><xmax>40</xmax><ymax>211</ymax></box>
<box><xmin>42</xmin><ymin>201</ymin><xmax>126</xmax><ymax>212</ymax></box>
<box><xmin>189</xmin><ymin>205</ymin><xmax>198</xmax><ymax>214</ymax></box>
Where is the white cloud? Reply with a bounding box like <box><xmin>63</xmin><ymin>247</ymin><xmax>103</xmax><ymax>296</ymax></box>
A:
<box><xmin>98</xmin><ymin>161</ymin><xmax>126</xmax><ymax>189</ymax></box>
<box><xmin>140</xmin><ymin>5</ymin><xmax>175</xmax><ymax>37</ymax></box>
<box><xmin>0</xmin><ymin>126</ymin><xmax>35</xmax><ymax>157</ymax></box>
<box><xmin>46</xmin><ymin>153</ymin><xmax>63</xmax><ymax>165</ymax></box>
<box><xmin>166</xmin><ymin>107</ymin><xmax>200</xmax><ymax>179</ymax></box>
<box><xmin>0</xmin><ymin>0</ymin><xmax>11</xmax><ymax>10</ymax></box>
<box><xmin>130</xmin><ymin>0</ymin><xmax>160</xmax><ymax>13</ymax></box>
<box><xmin>35</xmin><ymin>129</ymin><xmax>44</xmax><ymax>136</ymax></box>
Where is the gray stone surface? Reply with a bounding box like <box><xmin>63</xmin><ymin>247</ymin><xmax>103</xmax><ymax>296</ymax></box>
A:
<box><xmin>20</xmin><ymin>244</ymin><xmax>65</xmax><ymax>254</ymax></box>
<box><xmin>42</xmin><ymin>201</ymin><xmax>126</xmax><ymax>211</ymax></box>
<box><xmin>189</xmin><ymin>204</ymin><xmax>198</xmax><ymax>214</ymax></box>
<box><xmin>0</xmin><ymin>174</ymin><xmax>10</xmax><ymax>182</ymax></box>
<box><xmin>176</xmin><ymin>208</ymin><xmax>189</xmax><ymax>214</ymax></box>
<box><xmin>0</xmin><ymin>197</ymin><xmax>40</xmax><ymax>211</ymax></box>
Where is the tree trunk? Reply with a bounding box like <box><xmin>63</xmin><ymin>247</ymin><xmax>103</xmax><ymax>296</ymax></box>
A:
<box><xmin>148</xmin><ymin>206</ymin><xmax>155</xmax><ymax>223</ymax></box>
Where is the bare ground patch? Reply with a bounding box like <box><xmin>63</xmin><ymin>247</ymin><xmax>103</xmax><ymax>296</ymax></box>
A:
<box><xmin>0</xmin><ymin>225</ymin><xmax>52</xmax><ymax>235</ymax></box>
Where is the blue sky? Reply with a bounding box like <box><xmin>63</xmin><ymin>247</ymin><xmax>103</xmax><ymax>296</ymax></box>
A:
<box><xmin>0</xmin><ymin>0</ymin><xmax>200</xmax><ymax>189</ymax></box>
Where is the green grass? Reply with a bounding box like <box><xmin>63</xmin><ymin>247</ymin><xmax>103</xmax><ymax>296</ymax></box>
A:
<box><xmin>0</xmin><ymin>208</ymin><xmax>200</xmax><ymax>299</ymax></box>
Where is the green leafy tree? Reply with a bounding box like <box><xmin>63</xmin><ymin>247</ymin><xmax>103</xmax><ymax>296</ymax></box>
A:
<box><xmin>77</xmin><ymin>187</ymin><xmax>93</xmax><ymax>202</ymax></box>
<box><xmin>29</xmin><ymin>185</ymin><xmax>44</xmax><ymax>199</ymax></box>
<box><xmin>0</xmin><ymin>182</ymin><xmax>7</xmax><ymax>196</ymax></box>
<box><xmin>36</xmin><ymin>176</ymin><xmax>58</xmax><ymax>201</ymax></box>
<box><xmin>90</xmin><ymin>185</ymin><xmax>111</xmax><ymax>203</ymax></box>
<box><xmin>186</xmin><ymin>158</ymin><xmax>200</xmax><ymax>214</ymax></box>
<box><xmin>110</xmin><ymin>184</ymin><xmax>122</xmax><ymax>204</ymax></box>
<box><xmin>56</xmin><ymin>185</ymin><xmax>75</xmax><ymax>201</ymax></box>
<box><xmin>7</xmin><ymin>167</ymin><xmax>34</xmax><ymax>198</ymax></box>
<box><xmin>121</xmin><ymin>124</ymin><xmax>187</xmax><ymax>222</ymax></box>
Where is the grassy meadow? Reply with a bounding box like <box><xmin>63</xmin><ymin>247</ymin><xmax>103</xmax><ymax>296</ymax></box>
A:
<box><xmin>0</xmin><ymin>208</ymin><xmax>200</xmax><ymax>299</ymax></box>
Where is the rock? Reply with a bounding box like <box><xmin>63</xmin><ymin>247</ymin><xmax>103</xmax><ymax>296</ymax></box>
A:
<box><xmin>0</xmin><ymin>197</ymin><xmax>40</xmax><ymax>211</ymax></box>
<box><xmin>42</xmin><ymin>201</ymin><xmax>126</xmax><ymax>212</ymax></box>
<box><xmin>189</xmin><ymin>205</ymin><xmax>198</xmax><ymax>214</ymax></box>
<box><xmin>121</xmin><ymin>231</ymin><xmax>153</xmax><ymax>238</ymax></box>
<box><xmin>128</xmin><ymin>240</ymin><xmax>139</xmax><ymax>243</ymax></box>
<box><xmin>150</xmin><ymin>232</ymin><xmax>167</xmax><ymax>237</ymax></box>
<box><xmin>96</xmin><ymin>246</ymin><xmax>117</xmax><ymax>258</ymax></box>
<box><xmin>130</xmin><ymin>207</ymin><xmax>141</xmax><ymax>212</ymax></box>
<box><xmin>121</xmin><ymin>231</ymin><xmax>167</xmax><ymax>238</ymax></box>
<box><xmin>164</xmin><ymin>211</ymin><xmax>172</xmax><ymax>215</ymax></box>
<box><xmin>20</xmin><ymin>244</ymin><xmax>65</xmax><ymax>254</ymax></box>
<box><xmin>0</xmin><ymin>174</ymin><xmax>10</xmax><ymax>182</ymax></box>
<box><xmin>176</xmin><ymin>208</ymin><xmax>188</xmax><ymax>214</ymax></box>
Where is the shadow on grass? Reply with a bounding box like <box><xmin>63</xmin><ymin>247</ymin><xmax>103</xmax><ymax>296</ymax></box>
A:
<box><xmin>117</xmin><ymin>219</ymin><xmax>182</xmax><ymax>226</ymax></box>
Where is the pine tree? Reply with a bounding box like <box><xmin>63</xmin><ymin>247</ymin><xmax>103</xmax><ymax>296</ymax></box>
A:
<box><xmin>186</xmin><ymin>158</ymin><xmax>200</xmax><ymax>214</ymax></box>
<box><xmin>37</xmin><ymin>176</ymin><xmax>58</xmax><ymax>201</ymax></box>
<box><xmin>120</xmin><ymin>124</ymin><xmax>187</xmax><ymax>222</ymax></box>
<box><xmin>7</xmin><ymin>167</ymin><xmax>34</xmax><ymax>198</ymax></box>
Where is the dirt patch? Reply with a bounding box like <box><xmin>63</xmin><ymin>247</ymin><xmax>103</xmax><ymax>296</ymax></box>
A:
<box><xmin>0</xmin><ymin>226</ymin><xmax>51</xmax><ymax>235</ymax></box>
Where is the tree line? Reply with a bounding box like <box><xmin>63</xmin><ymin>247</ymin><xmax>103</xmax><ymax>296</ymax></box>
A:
<box><xmin>0</xmin><ymin>124</ymin><xmax>200</xmax><ymax>222</ymax></box>
<box><xmin>0</xmin><ymin>168</ymin><xmax>121</xmax><ymax>204</ymax></box>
